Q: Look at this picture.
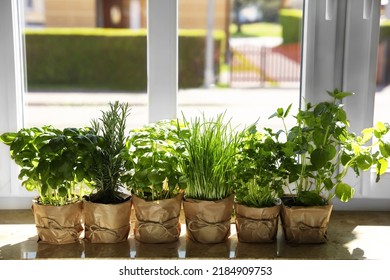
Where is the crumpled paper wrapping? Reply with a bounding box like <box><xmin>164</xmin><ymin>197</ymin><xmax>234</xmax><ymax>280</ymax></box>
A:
<box><xmin>183</xmin><ymin>195</ymin><xmax>234</xmax><ymax>244</ymax></box>
<box><xmin>132</xmin><ymin>193</ymin><xmax>183</xmax><ymax>244</ymax></box>
<box><xmin>280</xmin><ymin>203</ymin><xmax>333</xmax><ymax>243</ymax></box>
<box><xmin>83</xmin><ymin>198</ymin><xmax>132</xmax><ymax>243</ymax></box>
<box><xmin>32</xmin><ymin>201</ymin><xmax>83</xmax><ymax>244</ymax></box>
<box><xmin>235</xmin><ymin>204</ymin><xmax>280</xmax><ymax>243</ymax></box>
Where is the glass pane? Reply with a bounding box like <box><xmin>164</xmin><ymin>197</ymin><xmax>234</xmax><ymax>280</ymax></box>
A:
<box><xmin>23</xmin><ymin>0</ymin><xmax>147</xmax><ymax>130</ymax></box>
<box><xmin>178</xmin><ymin>0</ymin><xmax>303</xmax><ymax>133</ymax></box>
<box><xmin>375</xmin><ymin>3</ymin><xmax>390</xmax><ymax>139</ymax></box>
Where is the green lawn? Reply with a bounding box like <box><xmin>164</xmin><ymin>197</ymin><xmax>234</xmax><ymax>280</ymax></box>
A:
<box><xmin>230</xmin><ymin>22</ymin><xmax>282</xmax><ymax>38</ymax></box>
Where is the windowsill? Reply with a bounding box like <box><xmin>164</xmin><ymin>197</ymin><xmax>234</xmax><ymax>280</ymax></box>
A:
<box><xmin>1</xmin><ymin>210</ymin><xmax>390</xmax><ymax>260</ymax></box>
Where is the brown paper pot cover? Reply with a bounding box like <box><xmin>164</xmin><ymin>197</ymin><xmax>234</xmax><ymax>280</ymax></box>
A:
<box><xmin>183</xmin><ymin>194</ymin><xmax>234</xmax><ymax>244</ymax></box>
<box><xmin>235</xmin><ymin>203</ymin><xmax>280</xmax><ymax>243</ymax></box>
<box><xmin>83</xmin><ymin>198</ymin><xmax>132</xmax><ymax>243</ymax></box>
<box><xmin>132</xmin><ymin>193</ymin><xmax>183</xmax><ymax>244</ymax></box>
<box><xmin>280</xmin><ymin>203</ymin><xmax>333</xmax><ymax>244</ymax></box>
<box><xmin>32</xmin><ymin>201</ymin><xmax>83</xmax><ymax>244</ymax></box>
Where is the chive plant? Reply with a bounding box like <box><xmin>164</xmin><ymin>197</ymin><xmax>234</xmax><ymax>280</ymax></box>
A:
<box><xmin>178</xmin><ymin>112</ymin><xmax>240</xmax><ymax>201</ymax></box>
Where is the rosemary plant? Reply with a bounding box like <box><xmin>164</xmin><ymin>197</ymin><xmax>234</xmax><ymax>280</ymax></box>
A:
<box><xmin>177</xmin><ymin>112</ymin><xmax>240</xmax><ymax>201</ymax></box>
<box><xmin>87</xmin><ymin>101</ymin><xmax>131</xmax><ymax>204</ymax></box>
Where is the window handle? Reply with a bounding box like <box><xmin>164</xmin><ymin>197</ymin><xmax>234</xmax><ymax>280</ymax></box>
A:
<box><xmin>325</xmin><ymin>0</ymin><xmax>336</xmax><ymax>21</ymax></box>
<box><xmin>363</xmin><ymin>0</ymin><xmax>373</xmax><ymax>19</ymax></box>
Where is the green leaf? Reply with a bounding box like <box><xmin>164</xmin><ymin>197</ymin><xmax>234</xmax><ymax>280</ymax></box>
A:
<box><xmin>376</xmin><ymin>158</ymin><xmax>388</xmax><ymax>176</ymax></box>
<box><xmin>283</xmin><ymin>104</ymin><xmax>293</xmax><ymax>118</ymax></box>
<box><xmin>335</xmin><ymin>182</ymin><xmax>355</xmax><ymax>202</ymax></box>
<box><xmin>327</xmin><ymin>89</ymin><xmax>354</xmax><ymax>100</ymax></box>
<box><xmin>313</xmin><ymin>130</ymin><xmax>325</xmax><ymax>147</ymax></box>
<box><xmin>58</xmin><ymin>187</ymin><xmax>68</xmax><ymax>197</ymax></box>
<box><xmin>63</xmin><ymin>128</ymin><xmax>79</xmax><ymax>137</ymax></box>
<box><xmin>323</xmin><ymin>178</ymin><xmax>334</xmax><ymax>191</ymax></box>
<box><xmin>336</xmin><ymin>109</ymin><xmax>347</xmax><ymax>122</ymax></box>
<box><xmin>298</xmin><ymin>191</ymin><xmax>325</xmax><ymax>206</ymax></box>
<box><xmin>324</xmin><ymin>145</ymin><xmax>337</xmax><ymax>161</ymax></box>
<box><xmin>320</xmin><ymin>112</ymin><xmax>333</xmax><ymax>128</ymax></box>
<box><xmin>22</xmin><ymin>178</ymin><xmax>37</xmax><ymax>192</ymax></box>
<box><xmin>310</xmin><ymin>148</ymin><xmax>329</xmax><ymax>169</ymax></box>
<box><xmin>361</xmin><ymin>127</ymin><xmax>374</xmax><ymax>144</ymax></box>
<box><xmin>277</xmin><ymin>108</ymin><xmax>284</xmax><ymax>118</ymax></box>
<box><xmin>379</xmin><ymin>142</ymin><xmax>390</xmax><ymax>157</ymax></box>
<box><xmin>356</xmin><ymin>154</ymin><xmax>373</xmax><ymax>171</ymax></box>
<box><xmin>313</xmin><ymin>103</ymin><xmax>327</xmax><ymax>117</ymax></box>
<box><xmin>0</xmin><ymin>132</ymin><xmax>17</xmax><ymax>145</ymax></box>
<box><xmin>269</xmin><ymin>107</ymin><xmax>285</xmax><ymax>119</ymax></box>
<box><xmin>134</xmin><ymin>169</ymin><xmax>148</xmax><ymax>182</ymax></box>
<box><xmin>75</xmin><ymin>166</ymin><xmax>85</xmax><ymax>182</ymax></box>
<box><xmin>147</xmin><ymin>170</ymin><xmax>166</xmax><ymax>185</ymax></box>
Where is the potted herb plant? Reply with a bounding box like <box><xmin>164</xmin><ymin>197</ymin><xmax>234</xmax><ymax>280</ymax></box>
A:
<box><xmin>122</xmin><ymin>119</ymin><xmax>188</xmax><ymax>244</ymax></box>
<box><xmin>0</xmin><ymin>125</ymin><xmax>97</xmax><ymax>244</ymax></box>
<box><xmin>271</xmin><ymin>89</ymin><xmax>390</xmax><ymax>243</ymax></box>
<box><xmin>82</xmin><ymin>101</ymin><xmax>133</xmax><ymax>243</ymax></box>
<box><xmin>233</xmin><ymin>124</ymin><xmax>290</xmax><ymax>243</ymax></box>
<box><xmin>177</xmin><ymin>112</ymin><xmax>240</xmax><ymax>244</ymax></box>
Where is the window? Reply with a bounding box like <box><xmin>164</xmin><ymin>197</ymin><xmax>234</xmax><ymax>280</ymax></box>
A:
<box><xmin>1</xmin><ymin>0</ymin><xmax>390</xmax><ymax>210</ymax></box>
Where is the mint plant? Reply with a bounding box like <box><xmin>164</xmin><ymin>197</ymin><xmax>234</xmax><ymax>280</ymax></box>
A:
<box><xmin>271</xmin><ymin>89</ymin><xmax>390</xmax><ymax>206</ymax></box>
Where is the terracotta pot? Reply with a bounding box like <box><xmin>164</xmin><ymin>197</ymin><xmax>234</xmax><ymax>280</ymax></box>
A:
<box><xmin>280</xmin><ymin>202</ymin><xmax>333</xmax><ymax>244</ymax></box>
<box><xmin>83</xmin><ymin>198</ymin><xmax>132</xmax><ymax>243</ymax></box>
<box><xmin>132</xmin><ymin>192</ymin><xmax>183</xmax><ymax>243</ymax></box>
<box><xmin>32</xmin><ymin>200</ymin><xmax>83</xmax><ymax>244</ymax></box>
<box><xmin>183</xmin><ymin>194</ymin><xmax>234</xmax><ymax>244</ymax></box>
<box><xmin>235</xmin><ymin>203</ymin><xmax>280</xmax><ymax>243</ymax></box>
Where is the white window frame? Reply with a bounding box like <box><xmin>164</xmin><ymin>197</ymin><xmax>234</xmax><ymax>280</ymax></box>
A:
<box><xmin>0</xmin><ymin>1</ymin><xmax>32</xmax><ymax>209</ymax></box>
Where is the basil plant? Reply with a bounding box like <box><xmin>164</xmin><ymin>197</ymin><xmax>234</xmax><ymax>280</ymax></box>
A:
<box><xmin>122</xmin><ymin>119</ymin><xmax>188</xmax><ymax>201</ymax></box>
<box><xmin>0</xmin><ymin>126</ymin><xmax>98</xmax><ymax>206</ymax></box>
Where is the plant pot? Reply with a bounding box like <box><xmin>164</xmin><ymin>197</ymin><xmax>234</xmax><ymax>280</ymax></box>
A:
<box><xmin>83</xmin><ymin>197</ymin><xmax>132</xmax><ymax>243</ymax></box>
<box><xmin>132</xmin><ymin>192</ymin><xmax>183</xmax><ymax>244</ymax></box>
<box><xmin>280</xmin><ymin>201</ymin><xmax>333</xmax><ymax>244</ymax></box>
<box><xmin>183</xmin><ymin>194</ymin><xmax>234</xmax><ymax>244</ymax></box>
<box><xmin>32</xmin><ymin>200</ymin><xmax>83</xmax><ymax>244</ymax></box>
<box><xmin>235</xmin><ymin>203</ymin><xmax>280</xmax><ymax>243</ymax></box>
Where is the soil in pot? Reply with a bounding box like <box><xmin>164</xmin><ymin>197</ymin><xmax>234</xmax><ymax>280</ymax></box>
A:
<box><xmin>83</xmin><ymin>196</ymin><xmax>132</xmax><ymax>243</ymax></box>
<box><xmin>235</xmin><ymin>203</ymin><xmax>280</xmax><ymax>243</ymax></box>
<box><xmin>183</xmin><ymin>194</ymin><xmax>234</xmax><ymax>244</ymax></box>
<box><xmin>132</xmin><ymin>193</ymin><xmax>183</xmax><ymax>244</ymax></box>
<box><xmin>32</xmin><ymin>200</ymin><xmax>83</xmax><ymax>244</ymax></box>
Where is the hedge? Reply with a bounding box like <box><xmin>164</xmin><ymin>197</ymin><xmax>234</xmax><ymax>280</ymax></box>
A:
<box><xmin>25</xmin><ymin>28</ymin><xmax>224</xmax><ymax>91</ymax></box>
<box><xmin>380</xmin><ymin>20</ymin><xmax>390</xmax><ymax>42</ymax></box>
<box><xmin>279</xmin><ymin>9</ymin><xmax>302</xmax><ymax>45</ymax></box>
